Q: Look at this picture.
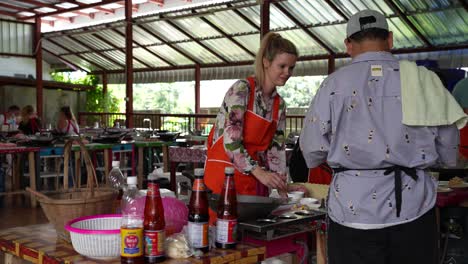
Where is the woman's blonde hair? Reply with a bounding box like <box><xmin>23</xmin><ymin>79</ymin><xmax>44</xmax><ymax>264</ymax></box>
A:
<box><xmin>21</xmin><ymin>105</ymin><xmax>34</xmax><ymax>124</ymax></box>
<box><xmin>254</xmin><ymin>32</ymin><xmax>298</xmax><ymax>86</ymax></box>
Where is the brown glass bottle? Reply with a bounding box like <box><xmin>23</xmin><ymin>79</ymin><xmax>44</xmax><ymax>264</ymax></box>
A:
<box><xmin>188</xmin><ymin>168</ymin><xmax>209</xmax><ymax>253</ymax></box>
<box><xmin>215</xmin><ymin>167</ymin><xmax>238</xmax><ymax>249</ymax></box>
<box><xmin>143</xmin><ymin>180</ymin><xmax>166</xmax><ymax>263</ymax></box>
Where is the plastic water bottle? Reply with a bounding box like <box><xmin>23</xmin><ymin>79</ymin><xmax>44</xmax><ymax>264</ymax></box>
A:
<box><xmin>108</xmin><ymin>161</ymin><xmax>125</xmax><ymax>189</ymax></box>
<box><xmin>121</xmin><ymin>176</ymin><xmax>145</xmax><ymax>264</ymax></box>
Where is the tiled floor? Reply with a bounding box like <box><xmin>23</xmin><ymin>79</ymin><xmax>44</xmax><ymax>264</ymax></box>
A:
<box><xmin>0</xmin><ymin>194</ymin><xmax>48</xmax><ymax>230</ymax></box>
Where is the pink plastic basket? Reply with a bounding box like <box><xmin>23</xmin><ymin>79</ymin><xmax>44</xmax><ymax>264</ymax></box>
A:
<box><xmin>65</xmin><ymin>214</ymin><xmax>121</xmax><ymax>260</ymax></box>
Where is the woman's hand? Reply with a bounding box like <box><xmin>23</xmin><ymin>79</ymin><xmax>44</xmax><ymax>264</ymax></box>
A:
<box><xmin>251</xmin><ymin>167</ymin><xmax>287</xmax><ymax>192</ymax></box>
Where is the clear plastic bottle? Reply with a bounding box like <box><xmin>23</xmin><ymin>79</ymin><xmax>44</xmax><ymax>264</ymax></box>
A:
<box><xmin>109</xmin><ymin>161</ymin><xmax>125</xmax><ymax>189</ymax></box>
<box><xmin>121</xmin><ymin>177</ymin><xmax>144</xmax><ymax>264</ymax></box>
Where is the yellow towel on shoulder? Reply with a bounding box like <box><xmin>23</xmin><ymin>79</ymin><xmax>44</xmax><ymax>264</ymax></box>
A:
<box><xmin>400</xmin><ymin>60</ymin><xmax>468</xmax><ymax>129</ymax></box>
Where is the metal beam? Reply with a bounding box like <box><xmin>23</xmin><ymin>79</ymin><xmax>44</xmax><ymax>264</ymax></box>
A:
<box><xmin>68</xmin><ymin>35</ymin><xmax>125</xmax><ymax>68</ymax></box>
<box><xmin>0</xmin><ymin>52</ymin><xmax>33</xmax><ymax>58</ymax></box>
<box><xmin>26</xmin><ymin>0</ymin><xmax>122</xmax><ymax>18</ymax></box>
<box><xmin>164</xmin><ymin>18</ymin><xmax>229</xmax><ymax>63</ymax></box>
<box><xmin>110</xmin><ymin>28</ymin><xmax>175</xmax><ymax>67</ymax></box>
<box><xmin>195</xmin><ymin>64</ymin><xmax>201</xmax><ymax>114</ymax></box>
<box><xmin>327</xmin><ymin>56</ymin><xmax>335</xmax><ymax>74</ymax></box>
<box><xmin>0</xmin><ymin>2</ymin><xmax>36</xmax><ymax>14</ymax></box>
<box><xmin>137</xmin><ymin>24</ymin><xmax>201</xmax><ymax>64</ymax></box>
<box><xmin>102</xmin><ymin>72</ymin><xmax>108</xmax><ymax>94</ymax></box>
<box><xmin>260</xmin><ymin>0</ymin><xmax>270</xmax><ymax>37</ymax></box>
<box><xmin>11</xmin><ymin>0</ymin><xmax>92</xmax><ymax>19</ymax></box>
<box><xmin>198</xmin><ymin>15</ymin><xmax>255</xmax><ymax>58</ymax></box>
<box><xmin>91</xmin><ymin>33</ymin><xmax>153</xmax><ymax>69</ymax></box>
<box><xmin>323</xmin><ymin>0</ymin><xmax>348</xmax><ymax>20</ymax></box>
<box><xmin>35</xmin><ymin>17</ymin><xmax>43</xmax><ymax>120</ymax></box>
<box><xmin>383</xmin><ymin>0</ymin><xmax>432</xmax><ymax>47</ymax></box>
<box><xmin>42</xmin><ymin>48</ymin><xmax>90</xmax><ymax>73</ymax></box>
<box><xmin>125</xmin><ymin>0</ymin><xmax>134</xmax><ymax>128</ymax></box>
<box><xmin>46</xmin><ymin>38</ymin><xmax>105</xmax><ymax>70</ymax></box>
<box><xmin>274</xmin><ymin>2</ymin><xmax>335</xmax><ymax>54</ymax></box>
<box><xmin>64</xmin><ymin>0</ymin><xmax>115</xmax><ymax>14</ymax></box>
<box><xmin>0</xmin><ymin>10</ymin><xmax>17</xmax><ymax>18</ymax></box>
<box><xmin>227</xmin><ymin>3</ymin><xmax>260</xmax><ymax>31</ymax></box>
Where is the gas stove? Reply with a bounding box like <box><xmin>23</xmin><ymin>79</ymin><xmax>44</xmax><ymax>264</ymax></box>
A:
<box><xmin>238</xmin><ymin>209</ymin><xmax>326</xmax><ymax>241</ymax></box>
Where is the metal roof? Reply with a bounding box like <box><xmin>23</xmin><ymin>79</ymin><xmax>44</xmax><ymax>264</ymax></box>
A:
<box><xmin>0</xmin><ymin>0</ymin><xmax>467</xmax><ymax>80</ymax></box>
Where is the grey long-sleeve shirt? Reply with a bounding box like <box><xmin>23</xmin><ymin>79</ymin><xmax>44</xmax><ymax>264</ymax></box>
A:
<box><xmin>300</xmin><ymin>51</ymin><xmax>459</xmax><ymax>229</ymax></box>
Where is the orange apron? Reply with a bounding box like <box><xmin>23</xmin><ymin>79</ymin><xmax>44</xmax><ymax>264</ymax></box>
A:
<box><xmin>308</xmin><ymin>164</ymin><xmax>333</xmax><ymax>185</ymax></box>
<box><xmin>204</xmin><ymin>77</ymin><xmax>280</xmax><ymax>224</ymax></box>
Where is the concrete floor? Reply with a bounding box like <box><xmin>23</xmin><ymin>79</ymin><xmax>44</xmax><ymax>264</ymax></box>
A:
<box><xmin>0</xmin><ymin>194</ymin><xmax>48</xmax><ymax>230</ymax></box>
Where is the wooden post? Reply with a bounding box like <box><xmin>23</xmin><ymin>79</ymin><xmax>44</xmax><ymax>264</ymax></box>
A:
<box><xmin>102</xmin><ymin>72</ymin><xmax>108</xmax><ymax>95</ymax></box>
<box><xmin>260</xmin><ymin>0</ymin><xmax>270</xmax><ymax>38</ymax></box>
<box><xmin>125</xmin><ymin>0</ymin><xmax>134</xmax><ymax>128</ymax></box>
<box><xmin>328</xmin><ymin>56</ymin><xmax>335</xmax><ymax>74</ymax></box>
<box><xmin>35</xmin><ymin>17</ymin><xmax>43</xmax><ymax>120</ymax></box>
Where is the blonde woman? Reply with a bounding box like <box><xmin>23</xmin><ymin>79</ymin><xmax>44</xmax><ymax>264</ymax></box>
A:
<box><xmin>18</xmin><ymin>105</ymin><xmax>41</xmax><ymax>135</ymax></box>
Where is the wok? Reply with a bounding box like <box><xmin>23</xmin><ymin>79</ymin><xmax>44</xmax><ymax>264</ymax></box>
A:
<box><xmin>208</xmin><ymin>193</ymin><xmax>286</xmax><ymax>221</ymax></box>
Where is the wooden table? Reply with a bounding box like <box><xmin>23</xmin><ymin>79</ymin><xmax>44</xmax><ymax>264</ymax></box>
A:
<box><xmin>0</xmin><ymin>224</ymin><xmax>265</xmax><ymax>264</ymax></box>
<box><xmin>169</xmin><ymin>146</ymin><xmax>207</xmax><ymax>191</ymax></box>
<box><xmin>0</xmin><ymin>147</ymin><xmax>40</xmax><ymax>207</ymax></box>
<box><xmin>134</xmin><ymin>141</ymin><xmax>175</xmax><ymax>188</ymax></box>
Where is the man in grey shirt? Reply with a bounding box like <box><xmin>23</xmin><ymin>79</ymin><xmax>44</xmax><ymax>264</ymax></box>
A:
<box><xmin>300</xmin><ymin>9</ymin><xmax>459</xmax><ymax>264</ymax></box>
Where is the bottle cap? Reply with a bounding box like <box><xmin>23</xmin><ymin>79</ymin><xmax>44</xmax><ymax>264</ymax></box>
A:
<box><xmin>194</xmin><ymin>168</ymin><xmax>204</xmax><ymax>177</ymax></box>
<box><xmin>127</xmin><ymin>176</ymin><xmax>137</xmax><ymax>185</ymax></box>
<box><xmin>225</xmin><ymin>167</ymin><xmax>234</xmax><ymax>174</ymax></box>
<box><xmin>112</xmin><ymin>161</ymin><xmax>120</xmax><ymax>168</ymax></box>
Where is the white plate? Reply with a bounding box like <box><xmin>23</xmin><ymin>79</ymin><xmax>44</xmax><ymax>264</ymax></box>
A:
<box><xmin>438</xmin><ymin>181</ymin><xmax>449</xmax><ymax>187</ymax></box>
<box><xmin>437</xmin><ymin>187</ymin><xmax>453</xmax><ymax>193</ymax></box>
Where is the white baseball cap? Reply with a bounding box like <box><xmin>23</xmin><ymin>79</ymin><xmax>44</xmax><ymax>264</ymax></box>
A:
<box><xmin>347</xmin><ymin>9</ymin><xmax>389</xmax><ymax>38</ymax></box>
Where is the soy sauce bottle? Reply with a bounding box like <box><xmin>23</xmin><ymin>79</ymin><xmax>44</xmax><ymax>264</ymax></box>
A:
<box><xmin>215</xmin><ymin>167</ymin><xmax>238</xmax><ymax>249</ymax></box>
<box><xmin>187</xmin><ymin>168</ymin><xmax>209</xmax><ymax>253</ymax></box>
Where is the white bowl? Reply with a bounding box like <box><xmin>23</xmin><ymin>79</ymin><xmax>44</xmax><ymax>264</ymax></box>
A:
<box><xmin>299</xmin><ymin>198</ymin><xmax>320</xmax><ymax>209</ymax></box>
<box><xmin>288</xmin><ymin>191</ymin><xmax>305</xmax><ymax>202</ymax></box>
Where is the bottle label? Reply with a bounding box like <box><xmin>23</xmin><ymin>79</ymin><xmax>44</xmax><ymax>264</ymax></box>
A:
<box><xmin>216</xmin><ymin>219</ymin><xmax>237</xmax><ymax>244</ymax></box>
<box><xmin>188</xmin><ymin>221</ymin><xmax>209</xmax><ymax>248</ymax></box>
<box><xmin>121</xmin><ymin>227</ymin><xmax>143</xmax><ymax>257</ymax></box>
<box><xmin>192</xmin><ymin>179</ymin><xmax>206</xmax><ymax>192</ymax></box>
<box><xmin>144</xmin><ymin>230</ymin><xmax>165</xmax><ymax>257</ymax></box>
<box><xmin>147</xmin><ymin>183</ymin><xmax>161</xmax><ymax>197</ymax></box>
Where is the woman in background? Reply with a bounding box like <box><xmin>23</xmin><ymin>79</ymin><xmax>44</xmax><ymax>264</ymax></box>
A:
<box><xmin>57</xmin><ymin>106</ymin><xmax>79</xmax><ymax>136</ymax></box>
<box><xmin>18</xmin><ymin>105</ymin><xmax>41</xmax><ymax>135</ymax></box>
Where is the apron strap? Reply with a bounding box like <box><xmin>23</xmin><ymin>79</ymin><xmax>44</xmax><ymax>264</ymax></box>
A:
<box><xmin>333</xmin><ymin>166</ymin><xmax>418</xmax><ymax>218</ymax></box>
<box><xmin>246</xmin><ymin>77</ymin><xmax>256</xmax><ymax>112</ymax></box>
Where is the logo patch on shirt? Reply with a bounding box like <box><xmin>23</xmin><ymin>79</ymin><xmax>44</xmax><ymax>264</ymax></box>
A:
<box><xmin>371</xmin><ymin>65</ymin><xmax>383</xmax><ymax>77</ymax></box>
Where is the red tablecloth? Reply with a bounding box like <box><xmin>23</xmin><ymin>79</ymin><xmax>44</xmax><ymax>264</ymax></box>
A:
<box><xmin>436</xmin><ymin>188</ymin><xmax>468</xmax><ymax>207</ymax></box>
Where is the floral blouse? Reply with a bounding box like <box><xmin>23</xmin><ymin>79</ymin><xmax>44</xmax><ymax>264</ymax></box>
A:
<box><xmin>211</xmin><ymin>79</ymin><xmax>287</xmax><ymax>174</ymax></box>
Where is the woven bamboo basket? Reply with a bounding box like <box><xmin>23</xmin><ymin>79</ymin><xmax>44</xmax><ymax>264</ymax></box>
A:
<box><xmin>28</xmin><ymin>138</ymin><xmax>117</xmax><ymax>242</ymax></box>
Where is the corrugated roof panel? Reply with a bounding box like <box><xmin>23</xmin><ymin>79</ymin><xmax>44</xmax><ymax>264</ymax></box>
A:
<box><xmin>171</xmin><ymin>17</ymin><xmax>221</xmax><ymax>39</ymax></box>
<box><xmin>329</xmin><ymin>0</ymin><xmax>395</xmax><ymax>17</ymax></box>
<box><xmin>235</xmin><ymin>6</ymin><xmax>260</xmax><ymax>29</ymax></box>
<box><xmin>269</xmin><ymin>4</ymin><xmax>295</xmax><ymax>29</ymax></box>
<box><xmin>74</xmin><ymin>33</ymin><xmax>114</xmax><ymax>50</ymax></box>
<box><xmin>0</xmin><ymin>20</ymin><xmax>33</xmax><ymax>55</ymax></box>
<box><xmin>175</xmin><ymin>42</ymin><xmax>224</xmax><ymax>64</ymax></box>
<box><xmin>61</xmin><ymin>54</ymin><xmax>96</xmax><ymax>71</ymax></box>
<box><xmin>134</xmin><ymin>47</ymin><xmax>170</xmax><ymax>68</ymax></box>
<box><xmin>408</xmin><ymin>8</ymin><xmax>468</xmax><ymax>45</ymax></box>
<box><xmin>129</xmin><ymin>26</ymin><xmax>162</xmax><ymax>46</ymax></box>
<box><xmin>98</xmin><ymin>29</ymin><xmax>126</xmax><ymax>48</ymax></box>
<box><xmin>205</xmin><ymin>10</ymin><xmax>258</xmax><ymax>35</ymax></box>
<box><xmin>146</xmin><ymin>45</ymin><xmax>194</xmax><ymax>66</ymax></box>
<box><xmin>309</xmin><ymin>24</ymin><xmax>347</xmax><ymax>53</ymax></box>
<box><xmin>394</xmin><ymin>0</ymin><xmax>455</xmax><ymax>11</ymax></box>
<box><xmin>52</xmin><ymin>36</ymin><xmax>88</xmax><ymax>52</ymax></box>
<box><xmin>102</xmin><ymin>50</ymin><xmax>126</xmax><ymax>65</ymax></box>
<box><xmin>278</xmin><ymin>0</ymin><xmax>343</xmax><ymax>25</ymax></box>
<box><xmin>387</xmin><ymin>17</ymin><xmax>424</xmax><ymax>48</ymax></box>
<box><xmin>201</xmin><ymin>38</ymin><xmax>254</xmax><ymax>62</ymax></box>
<box><xmin>42</xmin><ymin>39</ymin><xmax>68</xmax><ymax>55</ymax></box>
<box><xmin>81</xmin><ymin>52</ymin><xmax>121</xmax><ymax>70</ymax></box>
<box><xmin>143</xmin><ymin>21</ymin><xmax>189</xmax><ymax>42</ymax></box>
<box><xmin>233</xmin><ymin>34</ymin><xmax>260</xmax><ymax>54</ymax></box>
<box><xmin>278</xmin><ymin>29</ymin><xmax>328</xmax><ymax>56</ymax></box>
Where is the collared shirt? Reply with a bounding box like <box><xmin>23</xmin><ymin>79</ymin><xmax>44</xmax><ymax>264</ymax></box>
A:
<box><xmin>300</xmin><ymin>51</ymin><xmax>459</xmax><ymax>229</ymax></box>
<box><xmin>212</xmin><ymin>79</ymin><xmax>287</xmax><ymax>174</ymax></box>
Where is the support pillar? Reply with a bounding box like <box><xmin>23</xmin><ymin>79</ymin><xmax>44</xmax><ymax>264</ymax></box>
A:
<box><xmin>260</xmin><ymin>0</ymin><xmax>270</xmax><ymax>38</ymax></box>
<box><xmin>125</xmin><ymin>0</ymin><xmax>134</xmax><ymax>128</ymax></box>
<box><xmin>328</xmin><ymin>56</ymin><xmax>335</xmax><ymax>74</ymax></box>
<box><xmin>35</xmin><ymin>17</ymin><xmax>43</xmax><ymax>120</ymax></box>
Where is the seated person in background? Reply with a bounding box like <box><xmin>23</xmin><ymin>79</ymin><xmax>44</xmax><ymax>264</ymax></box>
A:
<box><xmin>18</xmin><ymin>105</ymin><xmax>41</xmax><ymax>135</ymax></box>
<box><xmin>0</xmin><ymin>105</ymin><xmax>20</xmax><ymax>128</ymax></box>
<box><xmin>57</xmin><ymin>106</ymin><xmax>79</xmax><ymax>136</ymax></box>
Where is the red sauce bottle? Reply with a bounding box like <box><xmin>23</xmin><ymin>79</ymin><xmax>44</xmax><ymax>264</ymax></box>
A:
<box><xmin>143</xmin><ymin>180</ymin><xmax>166</xmax><ymax>263</ymax></box>
<box><xmin>215</xmin><ymin>167</ymin><xmax>238</xmax><ymax>249</ymax></box>
<box><xmin>188</xmin><ymin>168</ymin><xmax>209</xmax><ymax>253</ymax></box>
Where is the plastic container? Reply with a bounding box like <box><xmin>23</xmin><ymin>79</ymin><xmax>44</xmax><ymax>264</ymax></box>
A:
<box><xmin>108</xmin><ymin>161</ymin><xmax>125</xmax><ymax>189</ymax></box>
<box><xmin>65</xmin><ymin>214</ymin><xmax>121</xmax><ymax>259</ymax></box>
